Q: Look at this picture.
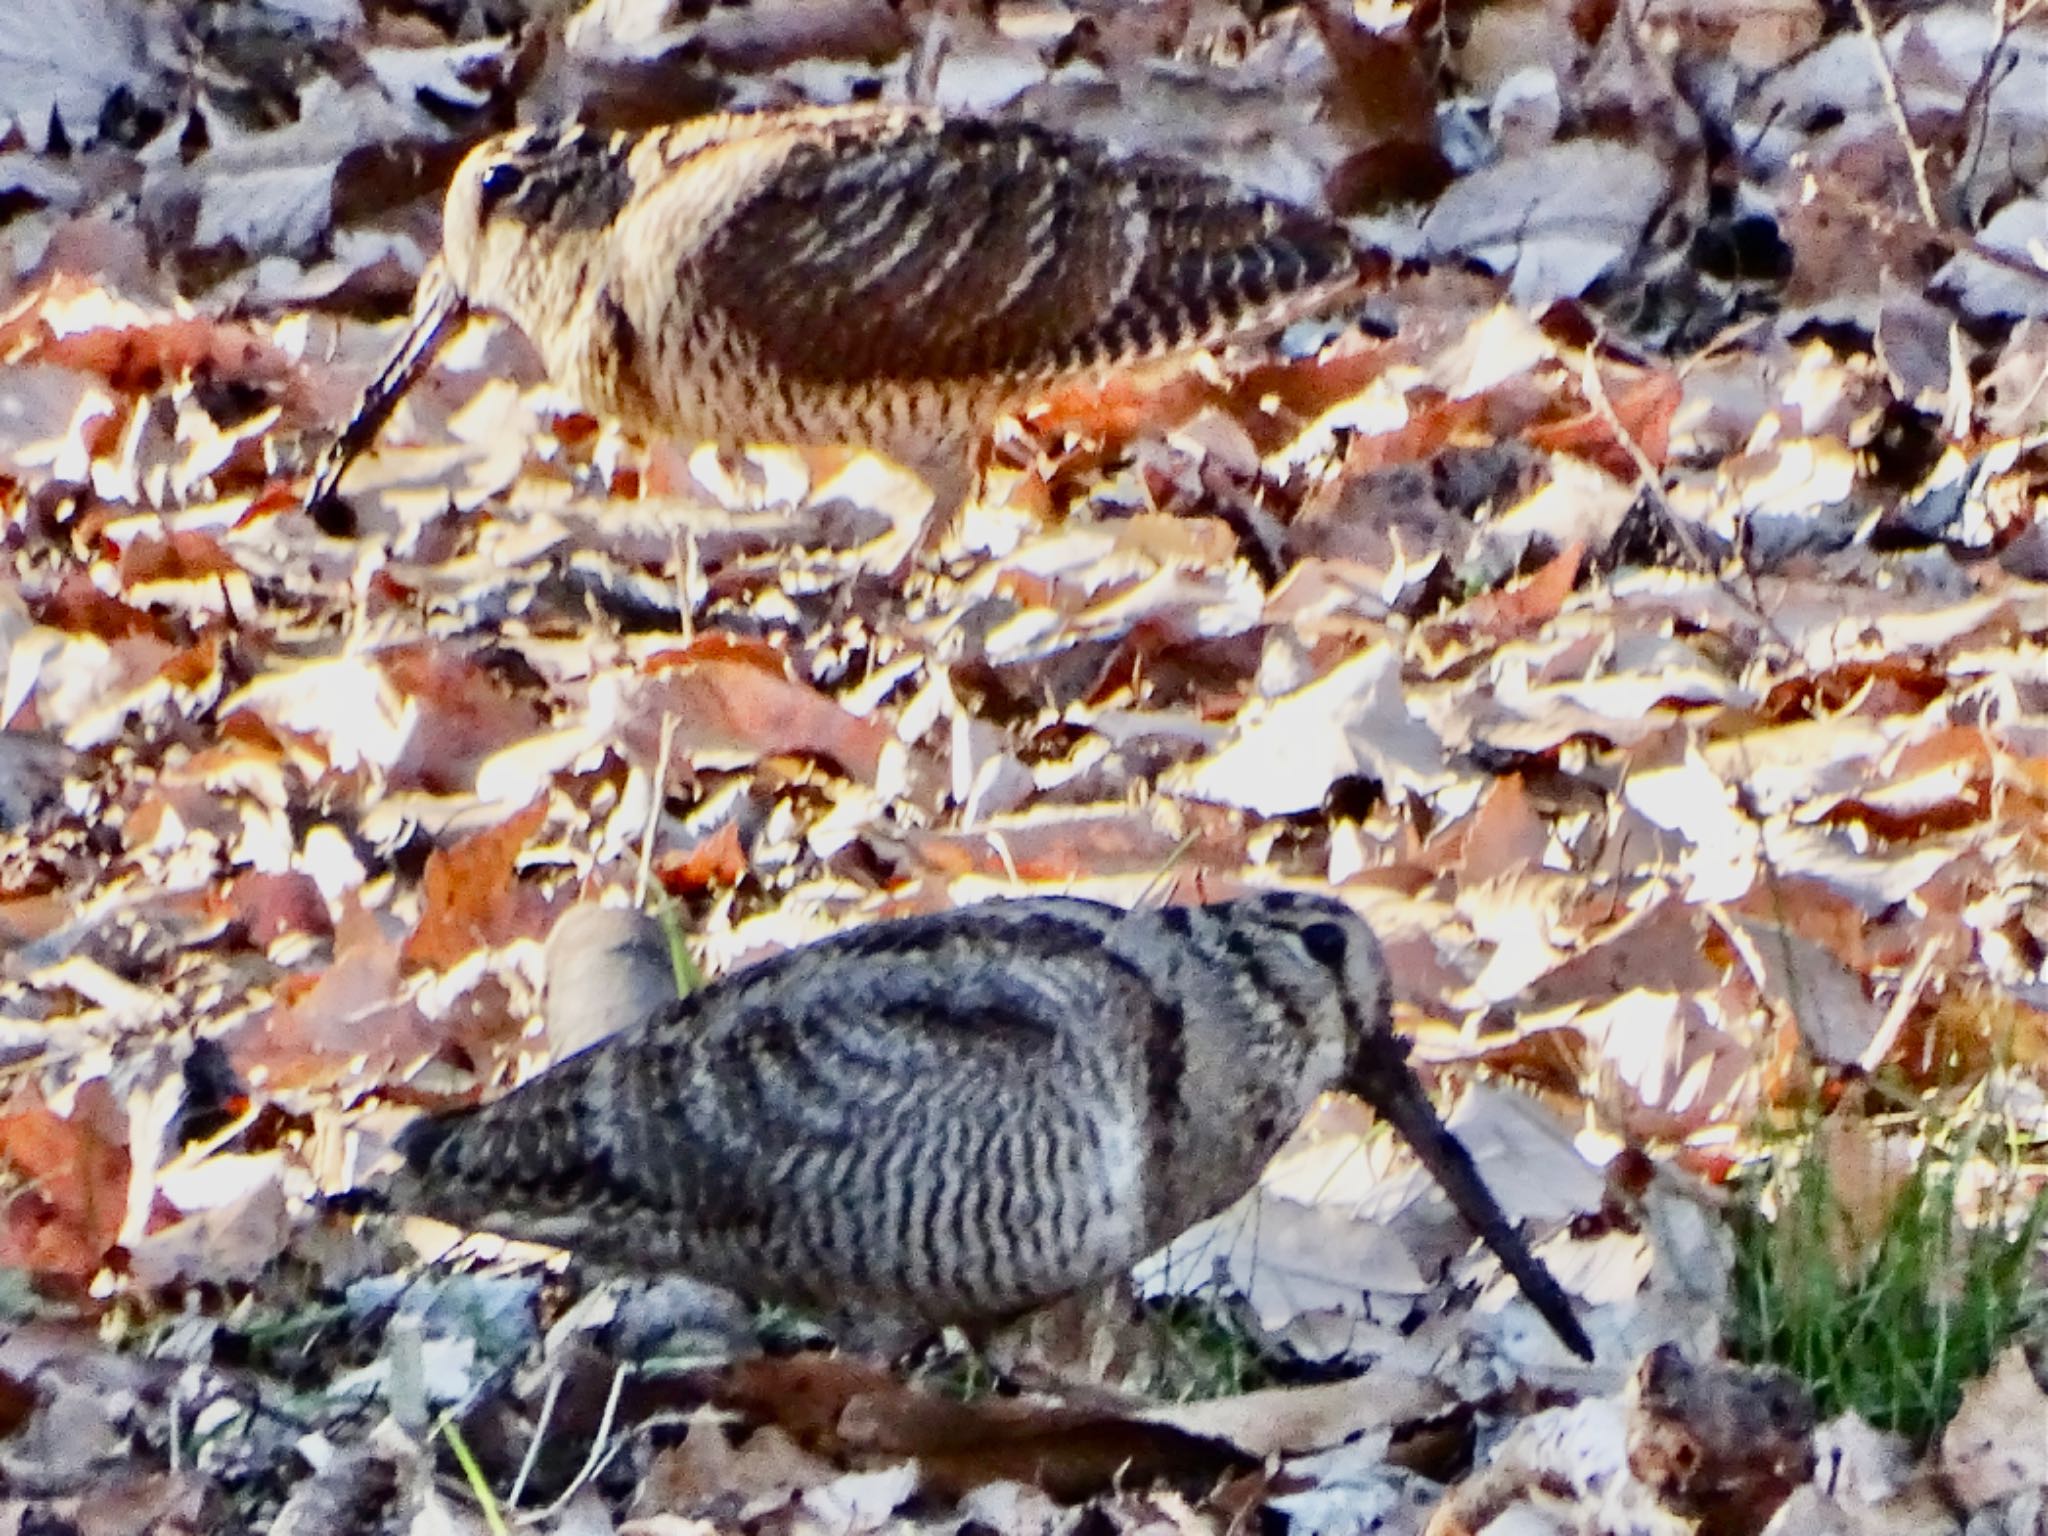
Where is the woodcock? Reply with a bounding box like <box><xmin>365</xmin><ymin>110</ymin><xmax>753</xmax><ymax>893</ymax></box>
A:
<box><xmin>305</xmin><ymin>104</ymin><xmax>1377</xmax><ymax>542</ymax></box>
<box><xmin>389</xmin><ymin>892</ymin><xmax>1595</xmax><ymax>1360</ymax></box>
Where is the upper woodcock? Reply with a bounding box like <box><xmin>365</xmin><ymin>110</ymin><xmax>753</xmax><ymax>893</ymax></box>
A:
<box><xmin>388</xmin><ymin>893</ymin><xmax>1594</xmax><ymax>1359</ymax></box>
<box><xmin>307</xmin><ymin>105</ymin><xmax>1371</xmax><ymax>539</ymax></box>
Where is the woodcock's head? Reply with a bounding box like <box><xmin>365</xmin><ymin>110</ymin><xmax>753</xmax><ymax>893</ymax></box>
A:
<box><xmin>1215</xmin><ymin>892</ymin><xmax>1598</xmax><ymax>1361</ymax></box>
<box><xmin>1201</xmin><ymin>888</ymin><xmax>1393</xmax><ymax>1085</ymax></box>
<box><xmin>1125</xmin><ymin>888</ymin><xmax>1398</xmax><ymax>1233</ymax></box>
<box><xmin>439</xmin><ymin>125</ymin><xmax>637</xmax><ymax>337</ymax></box>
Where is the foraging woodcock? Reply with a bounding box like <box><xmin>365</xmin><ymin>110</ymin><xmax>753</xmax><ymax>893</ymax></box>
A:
<box><xmin>389</xmin><ymin>892</ymin><xmax>1596</xmax><ymax>1360</ymax></box>
<box><xmin>305</xmin><ymin>104</ymin><xmax>1376</xmax><ymax>542</ymax></box>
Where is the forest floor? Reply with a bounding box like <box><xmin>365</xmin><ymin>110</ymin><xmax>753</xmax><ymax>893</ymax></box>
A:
<box><xmin>2</xmin><ymin>0</ymin><xmax>2047</xmax><ymax>1531</ymax></box>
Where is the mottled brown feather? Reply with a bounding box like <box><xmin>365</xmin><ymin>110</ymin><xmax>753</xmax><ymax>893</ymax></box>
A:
<box><xmin>688</xmin><ymin>114</ymin><xmax>1359</xmax><ymax>384</ymax></box>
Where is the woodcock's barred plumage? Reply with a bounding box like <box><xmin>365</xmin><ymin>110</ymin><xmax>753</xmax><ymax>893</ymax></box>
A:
<box><xmin>389</xmin><ymin>893</ymin><xmax>1595</xmax><ymax>1360</ymax></box>
<box><xmin>306</xmin><ymin>104</ymin><xmax>1374</xmax><ymax>538</ymax></box>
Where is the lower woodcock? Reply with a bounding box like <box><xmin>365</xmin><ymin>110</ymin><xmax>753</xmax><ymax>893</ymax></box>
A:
<box><xmin>388</xmin><ymin>892</ymin><xmax>1595</xmax><ymax>1360</ymax></box>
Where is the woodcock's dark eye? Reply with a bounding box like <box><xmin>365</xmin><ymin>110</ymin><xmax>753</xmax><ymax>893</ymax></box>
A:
<box><xmin>478</xmin><ymin>161</ymin><xmax>527</xmax><ymax>210</ymax></box>
<box><xmin>1301</xmin><ymin>921</ymin><xmax>1347</xmax><ymax>969</ymax></box>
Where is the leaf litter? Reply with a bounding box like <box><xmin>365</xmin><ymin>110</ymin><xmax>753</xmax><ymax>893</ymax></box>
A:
<box><xmin>2</xmin><ymin>0</ymin><xmax>2048</xmax><ymax>1531</ymax></box>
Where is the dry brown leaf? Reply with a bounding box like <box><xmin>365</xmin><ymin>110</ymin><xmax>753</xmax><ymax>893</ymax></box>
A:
<box><xmin>1939</xmin><ymin>1346</ymin><xmax>2048</xmax><ymax>1511</ymax></box>
<box><xmin>213</xmin><ymin>870</ymin><xmax>333</xmax><ymax>950</ymax></box>
<box><xmin>1718</xmin><ymin>915</ymin><xmax>1885</xmax><ymax>1069</ymax></box>
<box><xmin>228</xmin><ymin>903</ymin><xmax>443</xmax><ymax>1092</ymax></box>
<box><xmin>1143</xmin><ymin>1369</ymin><xmax>1451</xmax><ymax>1458</ymax></box>
<box><xmin>380</xmin><ymin>644</ymin><xmax>551</xmax><ymax>794</ymax></box>
<box><xmin>835</xmin><ymin>1380</ymin><xmax>1253</xmax><ymax>1504</ymax></box>
<box><xmin>1523</xmin><ymin>365</ymin><xmax>1683</xmax><ymax>476</ymax></box>
<box><xmin>634</xmin><ymin>644</ymin><xmax>893</xmax><ymax>785</ymax></box>
<box><xmin>906</xmin><ymin>807</ymin><xmax>1232</xmax><ymax>884</ymax></box>
<box><xmin>1168</xmin><ymin>643</ymin><xmax>1456</xmax><ymax>815</ymax></box>
<box><xmin>635</xmin><ymin>1420</ymin><xmax>841</xmax><ymax>1519</ymax></box>
<box><xmin>691</xmin><ymin>1355</ymin><xmax>1252</xmax><ymax>1504</ymax></box>
<box><xmin>1448</xmin><ymin>776</ymin><xmax>1551</xmax><ymax>884</ymax></box>
<box><xmin>0</xmin><ymin>1081</ymin><xmax>129</xmax><ymax>1284</ymax></box>
<box><xmin>1461</xmin><ymin>540</ymin><xmax>1585</xmax><ymax>636</ymax></box>
<box><xmin>400</xmin><ymin>799</ymin><xmax>553</xmax><ymax>974</ymax></box>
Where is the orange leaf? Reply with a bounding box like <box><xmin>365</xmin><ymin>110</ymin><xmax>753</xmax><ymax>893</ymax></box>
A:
<box><xmin>401</xmin><ymin>799</ymin><xmax>553</xmax><ymax>973</ymax></box>
<box><xmin>36</xmin><ymin>571</ymin><xmax>164</xmax><ymax>640</ymax></box>
<box><xmin>214</xmin><ymin>871</ymin><xmax>333</xmax><ymax>948</ymax></box>
<box><xmin>1463</xmin><ymin>540</ymin><xmax>1585</xmax><ymax>634</ymax></box>
<box><xmin>658</xmin><ymin>822</ymin><xmax>749</xmax><ymax>894</ymax></box>
<box><xmin>647</xmin><ymin>632</ymin><xmax>793</xmax><ymax>678</ymax></box>
<box><xmin>0</xmin><ymin>1082</ymin><xmax>129</xmax><ymax>1281</ymax></box>
<box><xmin>1526</xmin><ymin>367</ymin><xmax>1683</xmax><ymax>475</ymax></box>
<box><xmin>118</xmin><ymin>531</ymin><xmax>240</xmax><ymax>585</ymax></box>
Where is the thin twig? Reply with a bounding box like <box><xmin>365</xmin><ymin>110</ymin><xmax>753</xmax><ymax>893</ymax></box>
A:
<box><xmin>506</xmin><ymin>1366</ymin><xmax>564</xmax><ymax>1509</ymax></box>
<box><xmin>538</xmin><ymin>1362</ymin><xmax>630</xmax><ymax>1518</ymax></box>
<box><xmin>167</xmin><ymin>1378</ymin><xmax>184</xmax><ymax>1475</ymax></box>
<box><xmin>634</xmin><ymin>713</ymin><xmax>680</xmax><ymax>908</ymax></box>
<box><xmin>679</xmin><ymin>527</ymin><xmax>702</xmax><ymax>645</ymax></box>
<box><xmin>1860</xmin><ymin>939</ymin><xmax>1943</xmax><ymax>1076</ymax></box>
<box><xmin>1845</xmin><ymin>0</ymin><xmax>1943</xmax><ymax>225</ymax></box>
<box><xmin>1573</xmin><ymin>345</ymin><xmax>1789</xmax><ymax>655</ymax></box>
<box><xmin>1134</xmin><ymin>830</ymin><xmax>1203</xmax><ymax>911</ymax></box>
<box><xmin>1574</xmin><ymin>349</ymin><xmax>1709</xmax><ymax>573</ymax></box>
<box><xmin>1952</xmin><ymin>0</ymin><xmax>2016</xmax><ymax>198</ymax></box>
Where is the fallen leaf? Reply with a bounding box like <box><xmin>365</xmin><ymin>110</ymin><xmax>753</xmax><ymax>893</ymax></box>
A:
<box><xmin>0</xmin><ymin>1081</ymin><xmax>128</xmax><ymax>1283</ymax></box>
<box><xmin>1940</xmin><ymin>1346</ymin><xmax>2048</xmax><ymax>1510</ymax></box>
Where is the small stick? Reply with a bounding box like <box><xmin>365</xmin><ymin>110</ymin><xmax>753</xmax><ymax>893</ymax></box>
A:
<box><xmin>1845</xmin><ymin>0</ymin><xmax>1942</xmax><ymax>227</ymax></box>
<box><xmin>304</xmin><ymin>259</ymin><xmax>470</xmax><ymax>536</ymax></box>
